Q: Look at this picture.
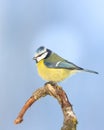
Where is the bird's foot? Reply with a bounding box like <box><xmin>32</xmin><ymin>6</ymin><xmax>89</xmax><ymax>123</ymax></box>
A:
<box><xmin>45</xmin><ymin>81</ymin><xmax>58</xmax><ymax>87</ymax></box>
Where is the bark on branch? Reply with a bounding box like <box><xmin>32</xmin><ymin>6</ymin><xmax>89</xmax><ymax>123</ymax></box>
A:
<box><xmin>14</xmin><ymin>83</ymin><xmax>78</xmax><ymax>130</ymax></box>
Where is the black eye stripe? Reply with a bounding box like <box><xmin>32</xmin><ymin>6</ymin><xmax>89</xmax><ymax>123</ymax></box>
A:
<box><xmin>36</xmin><ymin>52</ymin><xmax>46</xmax><ymax>58</ymax></box>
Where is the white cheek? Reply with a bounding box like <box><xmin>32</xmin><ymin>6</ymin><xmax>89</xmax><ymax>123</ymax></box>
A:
<box><xmin>37</xmin><ymin>52</ymin><xmax>48</xmax><ymax>62</ymax></box>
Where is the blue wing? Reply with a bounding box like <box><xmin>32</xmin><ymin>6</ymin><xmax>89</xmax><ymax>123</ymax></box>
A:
<box><xmin>44</xmin><ymin>60</ymin><xmax>98</xmax><ymax>74</ymax></box>
<box><xmin>44</xmin><ymin>60</ymin><xmax>82</xmax><ymax>70</ymax></box>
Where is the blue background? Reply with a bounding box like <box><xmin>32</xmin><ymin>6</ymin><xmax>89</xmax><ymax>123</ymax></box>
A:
<box><xmin>0</xmin><ymin>0</ymin><xmax>104</xmax><ymax>130</ymax></box>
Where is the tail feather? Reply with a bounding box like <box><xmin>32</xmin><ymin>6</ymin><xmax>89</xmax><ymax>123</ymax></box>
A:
<box><xmin>82</xmin><ymin>69</ymin><xmax>98</xmax><ymax>74</ymax></box>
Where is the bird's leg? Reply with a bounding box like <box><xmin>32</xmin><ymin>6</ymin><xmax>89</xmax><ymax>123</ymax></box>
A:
<box><xmin>45</xmin><ymin>81</ymin><xmax>58</xmax><ymax>87</ymax></box>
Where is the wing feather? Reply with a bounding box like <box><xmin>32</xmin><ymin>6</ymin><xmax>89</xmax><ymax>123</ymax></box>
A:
<box><xmin>44</xmin><ymin>60</ymin><xmax>82</xmax><ymax>70</ymax></box>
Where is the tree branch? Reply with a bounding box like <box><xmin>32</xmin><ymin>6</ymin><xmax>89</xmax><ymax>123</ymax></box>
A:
<box><xmin>14</xmin><ymin>83</ymin><xmax>78</xmax><ymax>130</ymax></box>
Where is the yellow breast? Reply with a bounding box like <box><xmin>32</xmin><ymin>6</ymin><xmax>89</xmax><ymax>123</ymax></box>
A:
<box><xmin>36</xmin><ymin>60</ymin><xmax>77</xmax><ymax>82</ymax></box>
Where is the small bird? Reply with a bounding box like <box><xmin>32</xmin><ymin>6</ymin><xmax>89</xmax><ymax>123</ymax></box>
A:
<box><xmin>33</xmin><ymin>46</ymin><xmax>98</xmax><ymax>82</ymax></box>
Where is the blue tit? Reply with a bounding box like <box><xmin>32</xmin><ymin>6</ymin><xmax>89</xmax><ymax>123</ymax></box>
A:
<box><xmin>33</xmin><ymin>46</ymin><xmax>98</xmax><ymax>82</ymax></box>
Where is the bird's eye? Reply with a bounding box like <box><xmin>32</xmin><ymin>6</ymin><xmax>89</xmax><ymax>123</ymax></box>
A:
<box><xmin>37</xmin><ymin>52</ymin><xmax>46</xmax><ymax>58</ymax></box>
<box><xmin>38</xmin><ymin>53</ymin><xmax>44</xmax><ymax>57</ymax></box>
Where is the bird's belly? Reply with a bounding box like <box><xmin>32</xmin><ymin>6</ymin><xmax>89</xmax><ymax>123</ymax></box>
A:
<box><xmin>36</xmin><ymin>60</ymin><xmax>76</xmax><ymax>82</ymax></box>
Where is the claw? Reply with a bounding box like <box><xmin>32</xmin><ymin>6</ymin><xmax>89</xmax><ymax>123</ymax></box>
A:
<box><xmin>45</xmin><ymin>81</ymin><xmax>58</xmax><ymax>87</ymax></box>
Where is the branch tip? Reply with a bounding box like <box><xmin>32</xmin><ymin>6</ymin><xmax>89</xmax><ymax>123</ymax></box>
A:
<box><xmin>14</xmin><ymin>117</ymin><xmax>23</xmax><ymax>124</ymax></box>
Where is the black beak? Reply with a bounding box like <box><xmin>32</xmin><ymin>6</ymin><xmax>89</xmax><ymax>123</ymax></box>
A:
<box><xmin>33</xmin><ymin>56</ymin><xmax>36</xmax><ymax>60</ymax></box>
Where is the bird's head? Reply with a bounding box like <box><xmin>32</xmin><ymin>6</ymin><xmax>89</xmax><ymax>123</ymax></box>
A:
<box><xmin>33</xmin><ymin>46</ymin><xmax>52</xmax><ymax>62</ymax></box>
